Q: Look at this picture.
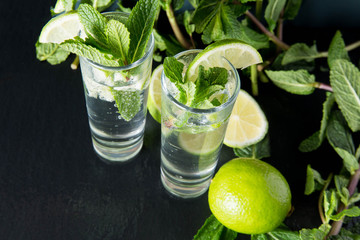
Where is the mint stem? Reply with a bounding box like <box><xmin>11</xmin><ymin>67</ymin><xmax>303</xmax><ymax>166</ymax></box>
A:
<box><xmin>314</xmin><ymin>82</ymin><xmax>333</xmax><ymax>92</ymax></box>
<box><xmin>255</xmin><ymin>0</ymin><xmax>263</xmax><ymax>19</ymax></box>
<box><xmin>250</xmin><ymin>65</ymin><xmax>258</xmax><ymax>96</ymax></box>
<box><xmin>245</xmin><ymin>10</ymin><xmax>290</xmax><ymax>50</ymax></box>
<box><xmin>71</xmin><ymin>55</ymin><xmax>80</xmax><ymax>70</ymax></box>
<box><xmin>165</xmin><ymin>4</ymin><xmax>192</xmax><ymax>49</ymax></box>
<box><xmin>276</xmin><ymin>9</ymin><xmax>285</xmax><ymax>53</ymax></box>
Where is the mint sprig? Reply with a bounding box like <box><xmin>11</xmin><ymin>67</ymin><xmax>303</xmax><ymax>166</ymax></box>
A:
<box><xmin>163</xmin><ymin>56</ymin><xmax>228</xmax><ymax>108</ymax></box>
<box><xmin>60</xmin><ymin>0</ymin><xmax>159</xmax><ymax>121</ymax></box>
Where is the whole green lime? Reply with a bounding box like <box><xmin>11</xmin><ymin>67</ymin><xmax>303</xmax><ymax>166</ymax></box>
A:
<box><xmin>208</xmin><ymin>158</ymin><xmax>292</xmax><ymax>234</ymax></box>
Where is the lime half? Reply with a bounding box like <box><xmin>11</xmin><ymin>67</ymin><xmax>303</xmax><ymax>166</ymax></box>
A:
<box><xmin>224</xmin><ymin>90</ymin><xmax>268</xmax><ymax>148</ymax></box>
<box><xmin>147</xmin><ymin>64</ymin><xmax>163</xmax><ymax>123</ymax></box>
<box><xmin>39</xmin><ymin>11</ymin><xmax>81</xmax><ymax>44</ymax></box>
<box><xmin>185</xmin><ymin>39</ymin><xmax>262</xmax><ymax>82</ymax></box>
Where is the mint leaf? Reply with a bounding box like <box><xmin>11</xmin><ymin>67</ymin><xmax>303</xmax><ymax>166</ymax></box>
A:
<box><xmin>78</xmin><ymin>3</ymin><xmax>109</xmax><ymax>49</ymax></box>
<box><xmin>283</xmin><ymin>0</ymin><xmax>302</xmax><ymax>20</ymax></box>
<box><xmin>36</xmin><ymin>41</ymin><xmax>70</xmax><ymax>65</ymax></box>
<box><xmin>282</xmin><ymin>43</ymin><xmax>319</xmax><ymax>65</ymax></box>
<box><xmin>163</xmin><ymin>56</ymin><xmax>184</xmax><ymax>84</ymax></box>
<box><xmin>252</xmin><ymin>224</ymin><xmax>301</xmax><ymax>240</ymax></box>
<box><xmin>265</xmin><ymin>69</ymin><xmax>316</xmax><ymax>95</ymax></box>
<box><xmin>326</xmin><ymin>111</ymin><xmax>358</xmax><ymax>174</ymax></box>
<box><xmin>126</xmin><ymin>0</ymin><xmax>159</xmax><ymax>63</ymax></box>
<box><xmin>264</xmin><ymin>0</ymin><xmax>286</xmax><ymax>32</ymax></box>
<box><xmin>183</xmin><ymin>10</ymin><xmax>195</xmax><ymax>37</ymax></box>
<box><xmin>111</xmin><ymin>89</ymin><xmax>142</xmax><ymax>121</ymax></box>
<box><xmin>51</xmin><ymin>0</ymin><xmax>77</xmax><ymax>15</ymax></box>
<box><xmin>60</xmin><ymin>37</ymin><xmax>119</xmax><ymax>66</ymax></box>
<box><xmin>237</xmin><ymin>24</ymin><xmax>269</xmax><ymax>50</ymax></box>
<box><xmin>299</xmin><ymin>223</ymin><xmax>331</xmax><ymax>240</ymax></box>
<box><xmin>328</xmin><ymin>31</ymin><xmax>350</xmax><ymax>68</ymax></box>
<box><xmin>330</xmin><ymin>207</ymin><xmax>360</xmax><ymax>221</ymax></box>
<box><xmin>304</xmin><ymin>165</ymin><xmax>325</xmax><ymax>195</ymax></box>
<box><xmin>329</xmin><ymin>59</ymin><xmax>360</xmax><ymax>132</ymax></box>
<box><xmin>191</xmin><ymin>66</ymin><xmax>228</xmax><ymax>107</ymax></box>
<box><xmin>106</xmin><ymin>19</ymin><xmax>130</xmax><ymax>64</ymax></box>
<box><xmin>193</xmin><ymin>214</ymin><xmax>237</xmax><ymax>240</ymax></box>
<box><xmin>201</xmin><ymin>4</ymin><xmax>243</xmax><ymax>44</ymax></box>
<box><xmin>234</xmin><ymin>135</ymin><xmax>270</xmax><ymax>159</ymax></box>
<box><xmin>192</xmin><ymin>0</ymin><xmax>220</xmax><ymax>33</ymax></box>
<box><xmin>299</xmin><ymin>93</ymin><xmax>335</xmax><ymax>152</ymax></box>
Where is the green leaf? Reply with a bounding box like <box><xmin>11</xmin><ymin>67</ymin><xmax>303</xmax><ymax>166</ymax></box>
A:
<box><xmin>252</xmin><ymin>224</ymin><xmax>301</xmax><ymax>240</ymax></box>
<box><xmin>282</xmin><ymin>43</ymin><xmax>319</xmax><ymax>65</ymax></box>
<box><xmin>326</xmin><ymin>111</ymin><xmax>358</xmax><ymax>174</ymax></box>
<box><xmin>329</xmin><ymin>59</ymin><xmax>360</xmax><ymax>132</ymax></box>
<box><xmin>126</xmin><ymin>0</ymin><xmax>159</xmax><ymax>63</ymax></box>
<box><xmin>153</xmin><ymin>29</ymin><xmax>185</xmax><ymax>56</ymax></box>
<box><xmin>193</xmin><ymin>214</ymin><xmax>237</xmax><ymax>240</ymax></box>
<box><xmin>304</xmin><ymin>165</ymin><xmax>325</xmax><ymax>195</ymax></box>
<box><xmin>36</xmin><ymin>41</ymin><xmax>70</xmax><ymax>65</ymax></box>
<box><xmin>264</xmin><ymin>0</ymin><xmax>286</xmax><ymax>32</ymax></box>
<box><xmin>173</xmin><ymin>0</ymin><xmax>185</xmax><ymax>11</ymax></box>
<box><xmin>192</xmin><ymin>0</ymin><xmax>221</xmax><ymax>33</ymax></box>
<box><xmin>299</xmin><ymin>93</ymin><xmax>335</xmax><ymax>152</ymax></box>
<box><xmin>111</xmin><ymin>89</ymin><xmax>142</xmax><ymax>121</ymax></box>
<box><xmin>236</xmin><ymin>24</ymin><xmax>269</xmax><ymax>50</ymax></box>
<box><xmin>283</xmin><ymin>0</ymin><xmax>302</xmax><ymax>20</ymax></box>
<box><xmin>191</xmin><ymin>66</ymin><xmax>228</xmax><ymax>107</ymax></box>
<box><xmin>201</xmin><ymin>4</ymin><xmax>242</xmax><ymax>44</ymax></box>
<box><xmin>78</xmin><ymin>3</ymin><xmax>109</xmax><ymax>49</ymax></box>
<box><xmin>52</xmin><ymin>0</ymin><xmax>77</xmax><ymax>15</ymax></box>
<box><xmin>324</xmin><ymin>190</ymin><xmax>338</xmax><ymax>222</ymax></box>
<box><xmin>334</xmin><ymin>175</ymin><xmax>350</xmax><ymax>205</ymax></box>
<box><xmin>60</xmin><ymin>37</ymin><xmax>120</xmax><ymax>66</ymax></box>
<box><xmin>265</xmin><ymin>69</ymin><xmax>316</xmax><ymax>95</ymax></box>
<box><xmin>163</xmin><ymin>56</ymin><xmax>184</xmax><ymax>84</ymax></box>
<box><xmin>105</xmin><ymin>19</ymin><xmax>130</xmax><ymax>64</ymax></box>
<box><xmin>299</xmin><ymin>224</ymin><xmax>331</xmax><ymax>240</ymax></box>
<box><xmin>328</xmin><ymin>31</ymin><xmax>350</xmax><ymax>68</ymax></box>
<box><xmin>117</xmin><ymin>0</ymin><xmax>132</xmax><ymax>13</ymax></box>
<box><xmin>184</xmin><ymin>11</ymin><xmax>195</xmax><ymax>36</ymax></box>
<box><xmin>234</xmin><ymin>135</ymin><xmax>270</xmax><ymax>159</ymax></box>
<box><xmin>331</xmin><ymin>228</ymin><xmax>360</xmax><ymax>240</ymax></box>
<box><xmin>330</xmin><ymin>206</ymin><xmax>360</xmax><ymax>221</ymax></box>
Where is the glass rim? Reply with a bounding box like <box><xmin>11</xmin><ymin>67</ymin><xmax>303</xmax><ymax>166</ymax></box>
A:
<box><xmin>161</xmin><ymin>49</ymin><xmax>241</xmax><ymax>114</ymax></box>
<box><xmin>80</xmin><ymin>11</ymin><xmax>155</xmax><ymax>71</ymax></box>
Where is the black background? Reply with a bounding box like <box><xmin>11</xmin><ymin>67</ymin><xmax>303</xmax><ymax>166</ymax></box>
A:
<box><xmin>0</xmin><ymin>0</ymin><xmax>359</xmax><ymax>239</ymax></box>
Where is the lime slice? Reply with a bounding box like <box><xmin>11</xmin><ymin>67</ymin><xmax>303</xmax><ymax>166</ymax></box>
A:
<box><xmin>147</xmin><ymin>64</ymin><xmax>163</xmax><ymax>123</ymax></box>
<box><xmin>185</xmin><ymin>39</ymin><xmax>262</xmax><ymax>82</ymax></box>
<box><xmin>178</xmin><ymin>124</ymin><xmax>225</xmax><ymax>155</ymax></box>
<box><xmin>39</xmin><ymin>11</ymin><xmax>81</xmax><ymax>44</ymax></box>
<box><xmin>224</xmin><ymin>90</ymin><xmax>268</xmax><ymax>148</ymax></box>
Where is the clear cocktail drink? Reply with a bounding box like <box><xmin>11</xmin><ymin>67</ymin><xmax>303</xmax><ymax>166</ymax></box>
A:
<box><xmin>160</xmin><ymin>50</ymin><xmax>241</xmax><ymax>198</ymax></box>
<box><xmin>79</xmin><ymin>12</ymin><xmax>154</xmax><ymax>163</ymax></box>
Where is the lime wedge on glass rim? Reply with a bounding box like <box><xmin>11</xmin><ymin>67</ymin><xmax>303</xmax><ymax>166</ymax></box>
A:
<box><xmin>185</xmin><ymin>39</ymin><xmax>263</xmax><ymax>82</ymax></box>
<box><xmin>39</xmin><ymin>11</ymin><xmax>81</xmax><ymax>44</ymax></box>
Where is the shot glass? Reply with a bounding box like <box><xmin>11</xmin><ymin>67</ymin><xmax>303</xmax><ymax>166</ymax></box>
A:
<box><xmin>79</xmin><ymin>12</ymin><xmax>154</xmax><ymax>163</ymax></box>
<box><xmin>160</xmin><ymin>50</ymin><xmax>241</xmax><ymax>198</ymax></box>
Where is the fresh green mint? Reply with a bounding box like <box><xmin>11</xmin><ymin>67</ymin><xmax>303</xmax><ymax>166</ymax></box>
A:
<box><xmin>59</xmin><ymin>0</ymin><xmax>158</xmax><ymax>121</ymax></box>
<box><xmin>163</xmin><ymin>56</ymin><xmax>229</xmax><ymax>109</ymax></box>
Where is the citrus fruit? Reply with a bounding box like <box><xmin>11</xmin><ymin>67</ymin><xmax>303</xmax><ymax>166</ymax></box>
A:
<box><xmin>224</xmin><ymin>89</ymin><xmax>268</xmax><ymax>148</ymax></box>
<box><xmin>208</xmin><ymin>158</ymin><xmax>292</xmax><ymax>234</ymax></box>
<box><xmin>185</xmin><ymin>39</ymin><xmax>262</xmax><ymax>82</ymax></box>
<box><xmin>178</xmin><ymin>124</ymin><xmax>226</xmax><ymax>155</ymax></box>
<box><xmin>147</xmin><ymin>64</ymin><xmax>163</xmax><ymax>123</ymax></box>
<box><xmin>39</xmin><ymin>11</ymin><xmax>81</xmax><ymax>44</ymax></box>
